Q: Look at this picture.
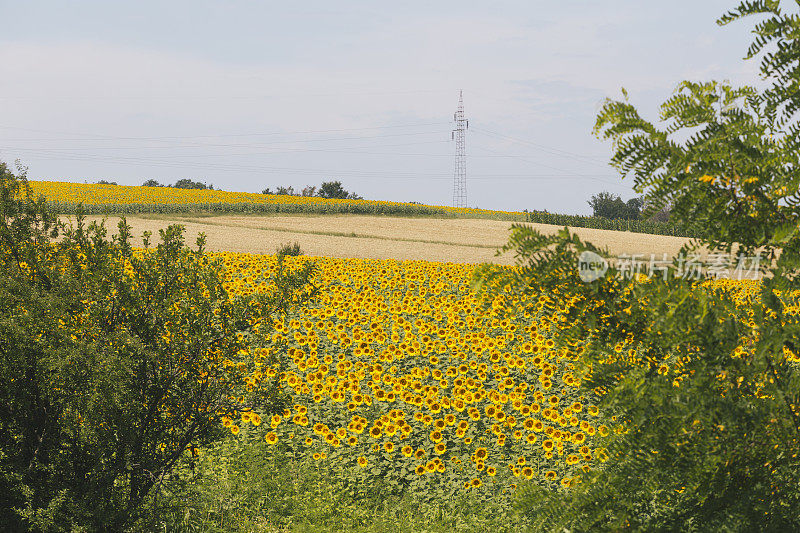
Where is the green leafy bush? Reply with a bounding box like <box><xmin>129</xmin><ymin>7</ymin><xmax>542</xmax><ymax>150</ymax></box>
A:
<box><xmin>0</xmin><ymin>163</ymin><xmax>314</xmax><ymax>530</ymax></box>
<box><xmin>172</xmin><ymin>178</ymin><xmax>213</xmax><ymax>190</ymax></box>
<box><xmin>477</xmin><ymin>1</ymin><xmax>800</xmax><ymax>530</ymax></box>
<box><xmin>276</xmin><ymin>241</ymin><xmax>304</xmax><ymax>258</ymax></box>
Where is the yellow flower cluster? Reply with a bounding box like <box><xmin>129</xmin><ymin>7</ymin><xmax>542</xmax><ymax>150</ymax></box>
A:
<box><xmin>27</xmin><ymin>181</ymin><xmax>525</xmax><ymax>218</ymax></box>
<box><xmin>215</xmin><ymin>252</ymin><xmax>609</xmax><ymax>494</ymax></box>
<box><xmin>209</xmin><ymin>252</ymin><xmax>797</xmax><ymax>498</ymax></box>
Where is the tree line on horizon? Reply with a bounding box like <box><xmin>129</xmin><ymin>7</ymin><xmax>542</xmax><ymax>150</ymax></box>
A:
<box><xmin>262</xmin><ymin>180</ymin><xmax>362</xmax><ymax>200</ymax></box>
<box><xmin>123</xmin><ymin>178</ymin><xmax>363</xmax><ymax>200</ymax></box>
<box><xmin>99</xmin><ymin>177</ymin><xmax>679</xmax><ymax>224</ymax></box>
<box><xmin>588</xmin><ymin>190</ymin><xmax>671</xmax><ymax>222</ymax></box>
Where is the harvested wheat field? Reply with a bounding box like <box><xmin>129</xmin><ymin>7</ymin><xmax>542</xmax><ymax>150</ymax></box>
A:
<box><xmin>69</xmin><ymin>214</ymin><xmax>698</xmax><ymax>265</ymax></box>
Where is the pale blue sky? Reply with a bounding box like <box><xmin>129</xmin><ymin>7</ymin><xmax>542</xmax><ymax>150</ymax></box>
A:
<box><xmin>0</xmin><ymin>1</ymin><xmax>764</xmax><ymax>214</ymax></box>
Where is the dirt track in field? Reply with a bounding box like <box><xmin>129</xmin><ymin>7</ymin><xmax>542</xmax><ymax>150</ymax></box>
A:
<box><xmin>70</xmin><ymin>214</ymin><xmax>698</xmax><ymax>265</ymax></box>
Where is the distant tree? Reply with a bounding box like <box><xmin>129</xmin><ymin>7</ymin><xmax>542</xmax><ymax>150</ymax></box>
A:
<box><xmin>318</xmin><ymin>180</ymin><xmax>361</xmax><ymax>200</ymax></box>
<box><xmin>265</xmin><ymin>182</ymin><xmax>361</xmax><ymax>199</ymax></box>
<box><xmin>142</xmin><ymin>179</ymin><xmax>163</xmax><ymax>187</ymax></box>
<box><xmin>589</xmin><ymin>191</ymin><xmax>619</xmax><ymax>218</ymax></box>
<box><xmin>318</xmin><ymin>181</ymin><xmax>348</xmax><ymax>199</ymax></box>
<box><xmin>172</xmin><ymin>179</ymin><xmax>213</xmax><ymax>190</ymax></box>
<box><xmin>96</xmin><ymin>180</ymin><xmax>118</xmax><ymax>186</ymax></box>
<box><xmin>625</xmin><ymin>196</ymin><xmax>643</xmax><ymax>215</ymax></box>
<box><xmin>588</xmin><ymin>191</ymin><xmax>641</xmax><ymax>220</ymax></box>
<box><xmin>275</xmin><ymin>186</ymin><xmax>296</xmax><ymax>196</ymax></box>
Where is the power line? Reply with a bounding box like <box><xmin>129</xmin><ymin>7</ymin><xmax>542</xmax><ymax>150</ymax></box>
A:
<box><xmin>0</xmin><ymin>131</ymin><xmax>449</xmax><ymax>153</ymax></box>
<box><xmin>470</xmin><ymin>145</ymin><xmax>622</xmax><ymax>187</ymax></box>
<box><xmin>471</xmin><ymin>126</ymin><xmax>610</xmax><ymax>166</ymax></box>
<box><xmin>0</xmin><ymin>121</ymin><xmax>449</xmax><ymax>142</ymax></box>
<box><xmin>0</xmin><ymin>113</ymin><xmax>629</xmax><ymax>193</ymax></box>
<box><xmin>2</xmin><ymin>145</ymin><xmax>620</xmax><ymax>182</ymax></box>
<box><xmin>1</xmin><ymin>141</ymin><xmax>455</xmax><ymax>159</ymax></box>
<box><xmin>0</xmin><ymin>88</ymin><xmax>444</xmax><ymax>101</ymax></box>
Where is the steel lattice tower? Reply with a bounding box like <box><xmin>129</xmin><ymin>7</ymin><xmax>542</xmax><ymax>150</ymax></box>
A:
<box><xmin>451</xmin><ymin>90</ymin><xmax>468</xmax><ymax>208</ymax></box>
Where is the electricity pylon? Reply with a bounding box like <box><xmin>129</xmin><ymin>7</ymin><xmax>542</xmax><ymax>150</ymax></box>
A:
<box><xmin>451</xmin><ymin>90</ymin><xmax>468</xmax><ymax>208</ymax></box>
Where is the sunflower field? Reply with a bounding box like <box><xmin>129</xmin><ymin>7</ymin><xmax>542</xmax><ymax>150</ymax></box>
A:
<box><xmin>28</xmin><ymin>180</ymin><xmax>526</xmax><ymax>219</ymax></box>
<box><xmin>204</xmin><ymin>251</ymin><xmax>779</xmax><ymax>510</ymax></box>
<box><xmin>209</xmin><ymin>253</ymin><xmax>607</xmax><ymax>502</ymax></box>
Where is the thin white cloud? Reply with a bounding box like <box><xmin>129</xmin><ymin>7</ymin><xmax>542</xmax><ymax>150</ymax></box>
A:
<box><xmin>0</xmin><ymin>2</ymin><xmax>768</xmax><ymax>214</ymax></box>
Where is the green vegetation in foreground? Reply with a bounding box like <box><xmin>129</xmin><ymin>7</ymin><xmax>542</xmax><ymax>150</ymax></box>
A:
<box><xmin>6</xmin><ymin>2</ymin><xmax>800</xmax><ymax>531</ymax></box>
<box><xmin>475</xmin><ymin>2</ymin><xmax>800</xmax><ymax>530</ymax></box>
<box><xmin>0</xmin><ymin>167</ymin><xmax>316</xmax><ymax>530</ymax></box>
<box><xmin>144</xmin><ymin>429</ymin><xmax>523</xmax><ymax>533</ymax></box>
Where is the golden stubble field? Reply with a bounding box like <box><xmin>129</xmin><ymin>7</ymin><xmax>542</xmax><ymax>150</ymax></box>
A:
<box><xmin>68</xmin><ymin>214</ymin><xmax>698</xmax><ymax>265</ymax></box>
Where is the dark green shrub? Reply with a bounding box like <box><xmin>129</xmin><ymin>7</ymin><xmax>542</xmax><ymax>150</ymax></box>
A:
<box><xmin>172</xmin><ymin>178</ymin><xmax>212</xmax><ymax>189</ymax></box>
<box><xmin>276</xmin><ymin>241</ymin><xmax>303</xmax><ymax>257</ymax></box>
<box><xmin>0</xmin><ymin>163</ymin><xmax>314</xmax><ymax>531</ymax></box>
